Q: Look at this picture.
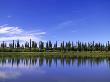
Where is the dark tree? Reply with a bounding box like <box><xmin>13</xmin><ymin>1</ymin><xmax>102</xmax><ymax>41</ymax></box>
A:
<box><xmin>9</xmin><ymin>43</ymin><xmax>13</xmax><ymax>48</ymax></box>
<box><xmin>32</xmin><ymin>41</ymin><xmax>37</xmax><ymax>48</ymax></box>
<box><xmin>46</xmin><ymin>41</ymin><xmax>49</xmax><ymax>51</ymax></box>
<box><xmin>30</xmin><ymin>39</ymin><xmax>32</xmax><ymax>51</ymax></box>
<box><xmin>39</xmin><ymin>41</ymin><xmax>44</xmax><ymax>51</ymax></box>
<box><xmin>49</xmin><ymin>40</ymin><xmax>52</xmax><ymax>50</ymax></box>
<box><xmin>17</xmin><ymin>40</ymin><xmax>20</xmax><ymax>48</ymax></box>
<box><xmin>13</xmin><ymin>40</ymin><xmax>14</xmax><ymax>48</ymax></box>
<box><xmin>25</xmin><ymin>41</ymin><xmax>29</xmax><ymax>48</ymax></box>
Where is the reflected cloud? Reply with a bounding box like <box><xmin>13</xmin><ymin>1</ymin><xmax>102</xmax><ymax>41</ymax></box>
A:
<box><xmin>0</xmin><ymin>71</ymin><xmax>21</xmax><ymax>79</ymax></box>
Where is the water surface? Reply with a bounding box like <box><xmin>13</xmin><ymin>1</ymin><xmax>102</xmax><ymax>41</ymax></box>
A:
<box><xmin>0</xmin><ymin>57</ymin><xmax>110</xmax><ymax>82</ymax></box>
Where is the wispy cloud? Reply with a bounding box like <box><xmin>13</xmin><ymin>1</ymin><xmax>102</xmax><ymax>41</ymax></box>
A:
<box><xmin>53</xmin><ymin>21</ymin><xmax>74</xmax><ymax>30</ymax></box>
<box><xmin>0</xmin><ymin>24</ymin><xmax>46</xmax><ymax>42</ymax></box>
<box><xmin>52</xmin><ymin>18</ymin><xmax>88</xmax><ymax>31</ymax></box>
<box><xmin>7</xmin><ymin>15</ymin><xmax>12</xmax><ymax>18</ymax></box>
<box><xmin>0</xmin><ymin>26</ymin><xmax>22</xmax><ymax>34</ymax></box>
<box><xmin>72</xmin><ymin>30</ymin><xmax>77</xmax><ymax>33</ymax></box>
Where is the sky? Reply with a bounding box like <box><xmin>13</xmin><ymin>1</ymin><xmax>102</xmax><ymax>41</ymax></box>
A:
<box><xmin>0</xmin><ymin>0</ymin><xmax>110</xmax><ymax>43</ymax></box>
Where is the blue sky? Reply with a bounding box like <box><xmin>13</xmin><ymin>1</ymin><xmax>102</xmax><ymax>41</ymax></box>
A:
<box><xmin>0</xmin><ymin>0</ymin><xmax>110</xmax><ymax>43</ymax></box>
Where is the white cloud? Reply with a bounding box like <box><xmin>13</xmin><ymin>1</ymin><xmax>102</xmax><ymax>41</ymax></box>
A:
<box><xmin>0</xmin><ymin>26</ymin><xmax>22</xmax><ymax>34</ymax></box>
<box><xmin>0</xmin><ymin>24</ymin><xmax>46</xmax><ymax>42</ymax></box>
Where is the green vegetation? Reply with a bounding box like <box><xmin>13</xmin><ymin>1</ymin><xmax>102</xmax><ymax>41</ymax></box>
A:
<box><xmin>1</xmin><ymin>39</ymin><xmax>110</xmax><ymax>52</ymax></box>
<box><xmin>0</xmin><ymin>51</ymin><xmax>110</xmax><ymax>58</ymax></box>
<box><xmin>0</xmin><ymin>52</ymin><xmax>110</xmax><ymax>68</ymax></box>
<box><xmin>0</xmin><ymin>39</ymin><xmax>110</xmax><ymax>58</ymax></box>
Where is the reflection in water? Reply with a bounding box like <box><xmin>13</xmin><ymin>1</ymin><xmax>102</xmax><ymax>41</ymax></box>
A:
<box><xmin>0</xmin><ymin>56</ymin><xmax>110</xmax><ymax>82</ymax></box>
<box><xmin>0</xmin><ymin>57</ymin><xmax>110</xmax><ymax>68</ymax></box>
<box><xmin>0</xmin><ymin>71</ymin><xmax>20</xmax><ymax>79</ymax></box>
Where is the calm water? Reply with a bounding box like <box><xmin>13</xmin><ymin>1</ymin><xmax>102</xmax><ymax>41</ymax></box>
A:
<box><xmin>0</xmin><ymin>57</ymin><xmax>110</xmax><ymax>82</ymax></box>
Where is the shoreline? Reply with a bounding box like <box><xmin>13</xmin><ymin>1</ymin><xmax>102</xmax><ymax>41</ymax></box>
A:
<box><xmin>0</xmin><ymin>51</ymin><xmax>110</xmax><ymax>58</ymax></box>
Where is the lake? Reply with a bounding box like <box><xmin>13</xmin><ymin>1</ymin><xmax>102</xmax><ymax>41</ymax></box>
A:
<box><xmin>0</xmin><ymin>57</ymin><xmax>110</xmax><ymax>82</ymax></box>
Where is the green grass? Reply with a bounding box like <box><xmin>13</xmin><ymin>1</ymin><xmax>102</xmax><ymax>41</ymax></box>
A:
<box><xmin>0</xmin><ymin>51</ymin><xmax>110</xmax><ymax>58</ymax></box>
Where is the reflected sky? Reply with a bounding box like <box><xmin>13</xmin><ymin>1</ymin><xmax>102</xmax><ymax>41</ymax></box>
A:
<box><xmin>0</xmin><ymin>57</ymin><xmax>110</xmax><ymax>82</ymax></box>
<box><xmin>0</xmin><ymin>71</ymin><xmax>20</xmax><ymax>79</ymax></box>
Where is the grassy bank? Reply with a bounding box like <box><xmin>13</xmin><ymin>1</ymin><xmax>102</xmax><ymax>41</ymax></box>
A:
<box><xmin>0</xmin><ymin>51</ymin><xmax>110</xmax><ymax>58</ymax></box>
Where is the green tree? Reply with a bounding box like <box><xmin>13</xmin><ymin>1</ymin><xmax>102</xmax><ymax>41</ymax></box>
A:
<box><xmin>39</xmin><ymin>41</ymin><xmax>44</xmax><ymax>51</ymax></box>
<box><xmin>53</xmin><ymin>41</ymin><xmax>57</xmax><ymax>51</ymax></box>
<box><xmin>108</xmin><ymin>41</ymin><xmax>110</xmax><ymax>51</ymax></box>
<box><xmin>17</xmin><ymin>40</ymin><xmax>20</xmax><ymax>48</ymax></box>
<box><xmin>13</xmin><ymin>40</ymin><xmax>14</xmax><ymax>48</ymax></box>
<box><xmin>1</xmin><ymin>41</ymin><xmax>5</xmax><ymax>48</ymax></box>
<box><xmin>9</xmin><ymin>43</ymin><xmax>13</xmax><ymax>48</ymax></box>
<box><xmin>46</xmin><ymin>41</ymin><xmax>49</xmax><ymax>51</ymax></box>
<box><xmin>49</xmin><ymin>40</ymin><xmax>52</xmax><ymax>50</ymax></box>
<box><xmin>32</xmin><ymin>41</ymin><xmax>37</xmax><ymax>48</ymax></box>
<box><xmin>30</xmin><ymin>39</ymin><xmax>32</xmax><ymax>51</ymax></box>
<box><xmin>25</xmin><ymin>41</ymin><xmax>29</xmax><ymax>48</ymax></box>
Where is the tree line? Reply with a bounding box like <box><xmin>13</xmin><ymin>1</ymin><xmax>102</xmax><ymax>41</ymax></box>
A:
<box><xmin>0</xmin><ymin>39</ymin><xmax>110</xmax><ymax>52</ymax></box>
